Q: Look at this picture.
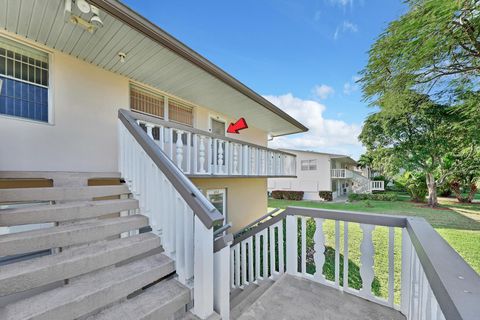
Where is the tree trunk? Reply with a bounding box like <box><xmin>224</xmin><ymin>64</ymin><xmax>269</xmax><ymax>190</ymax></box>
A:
<box><xmin>426</xmin><ymin>173</ymin><xmax>438</xmax><ymax>207</ymax></box>
<box><xmin>467</xmin><ymin>183</ymin><xmax>478</xmax><ymax>203</ymax></box>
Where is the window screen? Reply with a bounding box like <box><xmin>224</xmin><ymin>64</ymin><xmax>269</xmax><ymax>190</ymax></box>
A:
<box><xmin>130</xmin><ymin>84</ymin><xmax>164</xmax><ymax>118</ymax></box>
<box><xmin>211</xmin><ymin>118</ymin><xmax>225</xmax><ymax>136</ymax></box>
<box><xmin>301</xmin><ymin>159</ymin><xmax>317</xmax><ymax>171</ymax></box>
<box><xmin>0</xmin><ymin>37</ymin><xmax>49</xmax><ymax>122</ymax></box>
<box><xmin>168</xmin><ymin>98</ymin><xmax>193</xmax><ymax>126</ymax></box>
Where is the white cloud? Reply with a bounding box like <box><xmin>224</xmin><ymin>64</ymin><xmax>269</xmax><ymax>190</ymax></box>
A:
<box><xmin>263</xmin><ymin>93</ymin><xmax>363</xmax><ymax>158</ymax></box>
<box><xmin>333</xmin><ymin>20</ymin><xmax>358</xmax><ymax>40</ymax></box>
<box><xmin>343</xmin><ymin>75</ymin><xmax>361</xmax><ymax>95</ymax></box>
<box><xmin>313</xmin><ymin>84</ymin><xmax>335</xmax><ymax>100</ymax></box>
<box><xmin>330</xmin><ymin>0</ymin><xmax>354</xmax><ymax>8</ymax></box>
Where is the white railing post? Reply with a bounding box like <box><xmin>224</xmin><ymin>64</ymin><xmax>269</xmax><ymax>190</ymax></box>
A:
<box><xmin>286</xmin><ymin>215</ymin><xmax>298</xmax><ymax>275</ymax></box>
<box><xmin>193</xmin><ymin>216</ymin><xmax>214</xmax><ymax>319</ymax></box>
<box><xmin>175</xmin><ymin>130</ymin><xmax>184</xmax><ymax>170</ymax></box>
<box><xmin>401</xmin><ymin>228</ymin><xmax>412</xmax><ymax>317</ymax></box>
<box><xmin>359</xmin><ymin>224</ymin><xmax>375</xmax><ymax>299</ymax></box>
<box><xmin>214</xmin><ymin>243</ymin><xmax>231</xmax><ymax>320</ymax></box>
<box><xmin>313</xmin><ymin>218</ymin><xmax>326</xmax><ymax>283</ymax></box>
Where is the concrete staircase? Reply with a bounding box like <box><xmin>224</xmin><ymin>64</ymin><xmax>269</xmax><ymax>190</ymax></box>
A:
<box><xmin>351</xmin><ymin>170</ymin><xmax>371</xmax><ymax>194</ymax></box>
<box><xmin>229</xmin><ymin>279</ymin><xmax>275</xmax><ymax>319</ymax></box>
<box><xmin>0</xmin><ymin>174</ymin><xmax>190</xmax><ymax>320</ymax></box>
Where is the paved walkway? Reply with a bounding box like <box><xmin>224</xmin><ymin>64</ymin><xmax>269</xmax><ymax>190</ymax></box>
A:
<box><xmin>238</xmin><ymin>274</ymin><xmax>406</xmax><ymax>320</ymax></box>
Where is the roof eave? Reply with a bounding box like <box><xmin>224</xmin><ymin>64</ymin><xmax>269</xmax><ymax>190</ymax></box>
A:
<box><xmin>88</xmin><ymin>0</ymin><xmax>309</xmax><ymax>135</ymax></box>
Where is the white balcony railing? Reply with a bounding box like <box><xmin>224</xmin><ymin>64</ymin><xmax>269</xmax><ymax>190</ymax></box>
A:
<box><xmin>131</xmin><ymin>111</ymin><xmax>296</xmax><ymax>177</ymax></box>
<box><xmin>331</xmin><ymin>169</ymin><xmax>353</xmax><ymax>179</ymax></box>
<box><xmin>229</xmin><ymin>207</ymin><xmax>480</xmax><ymax>319</ymax></box>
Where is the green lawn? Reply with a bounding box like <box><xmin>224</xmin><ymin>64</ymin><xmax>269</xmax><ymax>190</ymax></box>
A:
<box><xmin>268</xmin><ymin>196</ymin><xmax>480</xmax><ymax>303</ymax></box>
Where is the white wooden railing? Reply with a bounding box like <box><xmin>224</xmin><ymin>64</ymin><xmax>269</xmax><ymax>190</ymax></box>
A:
<box><xmin>370</xmin><ymin>180</ymin><xmax>385</xmax><ymax>191</ymax></box>
<box><xmin>230</xmin><ymin>207</ymin><xmax>479</xmax><ymax>319</ymax></box>
<box><xmin>131</xmin><ymin>111</ymin><xmax>296</xmax><ymax>177</ymax></box>
<box><xmin>331</xmin><ymin>169</ymin><xmax>353</xmax><ymax>179</ymax></box>
<box><xmin>118</xmin><ymin>110</ymin><xmax>224</xmax><ymax>319</ymax></box>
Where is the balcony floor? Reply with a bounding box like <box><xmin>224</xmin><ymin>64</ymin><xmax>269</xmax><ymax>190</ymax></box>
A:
<box><xmin>237</xmin><ymin>274</ymin><xmax>405</xmax><ymax>320</ymax></box>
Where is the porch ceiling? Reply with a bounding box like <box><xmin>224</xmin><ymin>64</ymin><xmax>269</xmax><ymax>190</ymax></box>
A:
<box><xmin>0</xmin><ymin>0</ymin><xmax>307</xmax><ymax>137</ymax></box>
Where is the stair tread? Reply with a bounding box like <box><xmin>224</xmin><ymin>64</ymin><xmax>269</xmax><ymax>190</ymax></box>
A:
<box><xmin>0</xmin><ymin>199</ymin><xmax>139</xmax><ymax>226</ymax></box>
<box><xmin>0</xmin><ymin>185</ymin><xmax>130</xmax><ymax>202</ymax></box>
<box><xmin>86</xmin><ymin>279</ymin><xmax>190</xmax><ymax>320</ymax></box>
<box><xmin>0</xmin><ymin>253</ymin><xmax>174</xmax><ymax>320</ymax></box>
<box><xmin>231</xmin><ymin>279</ymin><xmax>275</xmax><ymax>319</ymax></box>
<box><xmin>0</xmin><ymin>232</ymin><xmax>161</xmax><ymax>296</ymax></box>
<box><xmin>230</xmin><ymin>282</ymin><xmax>259</xmax><ymax>308</ymax></box>
<box><xmin>0</xmin><ymin>215</ymin><xmax>149</xmax><ymax>256</ymax></box>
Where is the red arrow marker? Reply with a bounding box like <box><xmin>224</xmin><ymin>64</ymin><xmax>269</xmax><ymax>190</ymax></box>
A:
<box><xmin>227</xmin><ymin>118</ymin><xmax>248</xmax><ymax>134</ymax></box>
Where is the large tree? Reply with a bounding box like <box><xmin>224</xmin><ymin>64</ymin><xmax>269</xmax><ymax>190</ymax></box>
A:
<box><xmin>359</xmin><ymin>91</ymin><xmax>457</xmax><ymax>206</ymax></box>
<box><xmin>360</xmin><ymin>0</ymin><xmax>480</xmax><ymax>105</ymax></box>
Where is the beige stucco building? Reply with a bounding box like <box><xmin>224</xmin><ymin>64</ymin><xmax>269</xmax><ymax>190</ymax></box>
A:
<box><xmin>0</xmin><ymin>0</ymin><xmax>306</xmax><ymax>234</ymax></box>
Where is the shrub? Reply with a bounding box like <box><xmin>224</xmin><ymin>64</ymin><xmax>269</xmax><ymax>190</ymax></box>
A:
<box><xmin>318</xmin><ymin>191</ymin><xmax>333</xmax><ymax>201</ymax></box>
<box><xmin>395</xmin><ymin>171</ymin><xmax>427</xmax><ymax>202</ymax></box>
<box><xmin>271</xmin><ymin>190</ymin><xmax>304</xmax><ymax>201</ymax></box>
<box><xmin>348</xmin><ymin>192</ymin><xmax>398</xmax><ymax>202</ymax></box>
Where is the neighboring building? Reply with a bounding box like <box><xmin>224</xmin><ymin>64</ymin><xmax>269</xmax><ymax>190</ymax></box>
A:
<box><xmin>268</xmin><ymin>149</ymin><xmax>384</xmax><ymax>200</ymax></box>
<box><xmin>0</xmin><ymin>2</ymin><xmax>477</xmax><ymax>320</ymax></box>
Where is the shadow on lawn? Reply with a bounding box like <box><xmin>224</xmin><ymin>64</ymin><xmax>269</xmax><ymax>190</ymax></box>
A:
<box><xmin>303</xmin><ymin>246</ymin><xmax>382</xmax><ymax>297</ymax></box>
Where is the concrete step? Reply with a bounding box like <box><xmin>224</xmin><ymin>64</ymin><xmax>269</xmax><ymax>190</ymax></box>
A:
<box><xmin>0</xmin><ymin>253</ymin><xmax>174</xmax><ymax>320</ymax></box>
<box><xmin>0</xmin><ymin>199</ymin><xmax>139</xmax><ymax>226</ymax></box>
<box><xmin>0</xmin><ymin>185</ymin><xmax>130</xmax><ymax>202</ymax></box>
<box><xmin>0</xmin><ymin>232</ymin><xmax>161</xmax><ymax>296</ymax></box>
<box><xmin>231</xmin><ymin>279</ymin><xmax>275</xmax><ymax>319</ymax></box>
<box><xmin>86</xmin><ymin>279</ymin><xmax>190</xmax><ymax>320</ymax></box>
<box><xmin>0</xmin><ymin>215</ymin><xmax>149</xmax><ymax>256</ymax></box>
<box><xmin>230</xmin><ymin>283</ymin><xmax>259</xmax><ymax>309</ymax></box>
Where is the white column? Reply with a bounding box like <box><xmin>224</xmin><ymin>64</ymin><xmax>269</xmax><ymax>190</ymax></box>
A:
<box><xmin>313</xmin><ymin>218</ymin><xmax>326</xmax><ymax>283</ymax></box>
<box><xmin>218</xmin><ymin>141</ymin><xmax>224</xmax><ymax>174</ymax></box>
<box><xmin>199</xmin><ymin>135</ymin><xmax>206</xmax><ymax>173</ymax></box>
<box><xmin>214</xmin><ymin>244</ymin><xmax>231</xmax><ymax>320</ymax></box>
<box><xmin>175</xmin><ymin>130</ymin><xmax>184</xmax><ymax>170</ymax></box>
<box><xmin>359</xmin><ymin>223</ymin><xmax>375</xmax><ymax>299</ymax></box>
<box><xmin>193</xmin><ymin>217</ymin><xmax>214</xmax><ymax>319</ymax></box>
<box><xmin>286</xmin><ymin>215</ymin><xmax>298</xmax><ymax>275</ymax></box>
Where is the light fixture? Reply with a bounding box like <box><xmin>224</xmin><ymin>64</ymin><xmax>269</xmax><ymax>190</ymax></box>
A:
<box><xmin>75</xmin><ymin>0</ymin><xmax>91</xmax><ymax>14</ymax></box>
<box><xmin>89</xmin><ymin>15</ymin><xmax>103</xmax><ymax>28</ymax></box>
<box><xmin>118</xmin><ymin>52</ymin><xmax>126</xmax><ymax>63</ymax></box>
<box><xmin>64</xmin><ymin>0</ymin><xmax>104</xmax><ymax>33</ymax></box>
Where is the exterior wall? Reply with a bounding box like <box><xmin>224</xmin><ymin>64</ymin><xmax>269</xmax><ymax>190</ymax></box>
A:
<box><xmin>268</xmin><ymin>150</ymin><xmax>332</xmax><ymax>200</ymax></box>
<box><xmin>0</xmin><ymin>35</ymin><xmax>129</xmax><ymax>172</ymax></box>
<box><xmin>0</xmin><ymin>32</ymin><xmax>269</xmax><ymax>172</ymax></box>
<box><xmin>191</xmin><ymin>178</ymin><xmax>267</xmax><ymax>233</ymax></box>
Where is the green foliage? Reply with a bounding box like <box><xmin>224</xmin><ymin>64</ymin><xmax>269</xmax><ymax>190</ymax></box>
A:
<box><xmin>271</xmin><ymin>190</ymin><xmax>304</xmax><ymax>201</ymax></box>
<box><xmin>348</xmin><ymin>192</ymin><xmax>398</xmax><ymax>202</ymax></box>
<box><xmin>395</xmin><ymin>171</ymin><xmax>428</xmax><ymax>202</ymax></box>
<box><xmin>360</xmin><ymin>0</ymin><xmax>480</xmax><ymax>104</ymax></box>
<box><xmin>318</xmin><ymin>191</ymin><xmax>333</xmax><ymax>201</ymax></box>
<box><xmin>445</xmin><ymin>146</ymin><xmax>480</xmax><ymax>202</ymax></box>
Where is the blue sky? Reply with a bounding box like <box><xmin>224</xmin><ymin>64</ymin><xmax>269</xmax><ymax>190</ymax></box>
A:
<box><xmin>122</xmin><ymin>0</ymin><xmax>406</xmax><ymax>159</ymax></box>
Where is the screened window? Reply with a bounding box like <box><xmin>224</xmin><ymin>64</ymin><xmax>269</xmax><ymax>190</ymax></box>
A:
<box><xmin>130</xmin><ymin>84</ymin><xmax>164</xmax><ymax>118</ymax></box>
<box><xmin>168</xmin><ymin>98</ymin><xmax>193</xmax><ymax>126</ymax></box>
<box><xmin>0</xmin><ymin>37</ymin><xmax>49</xmax><ymax>122</ymax></box>
<box><xmin>301</xmin><ymin>159</ymin><xmax>317</xmax><ymax>171</ymax></box>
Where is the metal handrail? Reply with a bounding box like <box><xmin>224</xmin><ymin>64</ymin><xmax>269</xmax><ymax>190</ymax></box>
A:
<box><xmin>119</xmin><ymin>109</ymin><xmax>223</xmax><ymax>229</ymax></box>
<box><xmin>233</xmin><ymin>208</ymin><xmax>281</xmax><ymax>238</ymax></box>
<box><xmin>130</xmin><ymin>110</ymin><xmax>297</xmax><ymax>157</ymax></box>
<box><xmin>214</xmin><ymin>223</ymin><xmax>232</xmax><ymax>238</ymax></box>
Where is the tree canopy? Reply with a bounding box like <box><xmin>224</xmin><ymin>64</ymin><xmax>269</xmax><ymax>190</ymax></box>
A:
<box><xmin>360</xmin><ymin>0</ymin><xmax>480</xmax><ymax>104</ymax></box>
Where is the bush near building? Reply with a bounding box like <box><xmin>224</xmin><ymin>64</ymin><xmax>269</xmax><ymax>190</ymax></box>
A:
<box><xmin>271</xmin><ymin>190</ymin><xmax>304</xmax><ymax>201</ymax></box>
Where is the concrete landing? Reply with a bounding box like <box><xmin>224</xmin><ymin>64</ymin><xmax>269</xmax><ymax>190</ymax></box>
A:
<box><xmin>237</xmin><ymin>274</ymin><xmax>406</xmax><ymax>320</ymax></box>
